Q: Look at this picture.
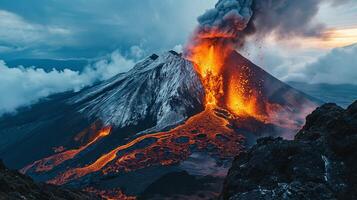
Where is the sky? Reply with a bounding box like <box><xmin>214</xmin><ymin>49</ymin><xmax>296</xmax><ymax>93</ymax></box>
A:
<box><xmin>0</xmin><ymin>0</ymin><xmax>355</xmax><ymax>60</ymax></box>
<box><xmin>0</xmin><ymin>0</ymin><xmax>357</xmax><ymax>115</ymax></box>
<box><xmin>0</xmin><ymin>0</ymin><xmax>216</xmax><ymax>60</ymax></box>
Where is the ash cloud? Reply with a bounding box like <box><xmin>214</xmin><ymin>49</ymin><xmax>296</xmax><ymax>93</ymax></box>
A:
<box><xmin>197</xmin><ymin>0</ymin><xmax>253</xmax><ymax>35</ymax></box>
<box><xmin>196</xmin><ymin>0</ymin><xmax>350</xmax><ymax>46</ymax></box>
<box><xmin>251</xmin><ymin>0</ymin><xmax>325</xmax><ymax>38</ymax></box>
<box><xmin>196</xmin><ymin>0</ymin><xmax>254</xmax><ymax>46</ymax></box>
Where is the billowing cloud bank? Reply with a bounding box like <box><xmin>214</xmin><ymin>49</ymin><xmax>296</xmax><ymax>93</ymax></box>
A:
<box><xmin>286</xmin><ymin>44</ymin><xmax>357</xmax><ymax>85</ymax></box>
<box><xmin>0</xmin><ymin>51</ymin><xmax>134</xmax><ymax>116</ymax></box>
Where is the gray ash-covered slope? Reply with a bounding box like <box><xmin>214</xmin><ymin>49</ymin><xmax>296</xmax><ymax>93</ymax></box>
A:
<box><xmin>0</xmin><ymin>51</ymin><xmax>204</xmax><ymax>168</ymax></box>
<box><xmin>0</xmin><ymin>160</ymin><xmax>100</xmax><ymax>200</ymax></box>
<box><xmin>70</xmin><ymin>51</ymin><xmax>204</xmax><ymax>132</ymax></box>
<box><xmin>221</xmin><ymin>101</ymin><xmax>357</xmax><ymax>200</ymax></box>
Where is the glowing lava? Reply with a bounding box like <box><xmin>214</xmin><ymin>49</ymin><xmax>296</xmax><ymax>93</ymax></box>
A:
<box><xmin>48</xmin><ymin>109</ymin><xmax>244</xmax><ymax>185</ymax></box>
<box><xmin>186</xmin><ymin>38</ymin><xmax>232</xmax><ymax>107</ymax></box>
<box><xmin>21</xmin><ymin>125</ymin><xmax>112</xmax><ymax>174</ymax></box>
<box><xmin>185</xmin><ymin>29</ymin><xmax>265</xmax><ymax>120</ymax></box>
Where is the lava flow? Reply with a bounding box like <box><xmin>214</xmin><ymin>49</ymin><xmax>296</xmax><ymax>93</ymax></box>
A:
<box><xmin>21</xmin><ymin>124</ymin><xmax>112</xmax><ymax>174</ymax></box>
<box><xmin>48</xmin><ymin>108</ymin><xmax>244</xmax><ymax>185</ymax></box>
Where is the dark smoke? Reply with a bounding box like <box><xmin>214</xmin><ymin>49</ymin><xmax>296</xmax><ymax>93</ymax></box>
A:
<box><xmin>196</xmin><ymin>0</ymin><xmax>350</xmax><ymax>47</ymax></box>
<box><xmin>251</xmin><ymin>0</ymin><xmax>325</xmax><ymax>38</ymax></box>
<box><xmin>198</xmin><ymin>0</ymin><xmax>253</xmax><ymax>35</ymax></box>
<box><xmin>196</xmin><ymin>0</ymin><xmax>254</xmax><ymax>47</ymax></box>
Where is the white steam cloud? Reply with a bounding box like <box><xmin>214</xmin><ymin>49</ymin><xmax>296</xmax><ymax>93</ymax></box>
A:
<box><xmin>0</xmin><ymin>51</ymin><xmax>135</xmax><ymax>116</ymax></box>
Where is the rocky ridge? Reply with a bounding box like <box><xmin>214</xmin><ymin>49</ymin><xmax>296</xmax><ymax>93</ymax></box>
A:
<box><xmin>0</xmin><ymin>160</ymin><xmax>100</xmax><ymax>200</ymax></box>
<box><xmin>221</xmin><ymin>101</ymin><xmax>357</xmax><ymax>200</ymax></box>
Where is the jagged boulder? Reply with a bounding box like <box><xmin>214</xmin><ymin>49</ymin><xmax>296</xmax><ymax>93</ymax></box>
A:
<box><xmin>221</xmin><ymin>101</ymin><xmax>357</xmax><ymax>200</ymax></box>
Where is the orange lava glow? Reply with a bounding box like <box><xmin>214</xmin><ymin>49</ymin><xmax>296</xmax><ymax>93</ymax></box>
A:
<box><xmin>224</xmin><ymin>64</ymin><xmax>269</xmax><ymax>122</ymax></box>
<box><xmin>186</xmin><ymin>39</ymin><xmax>233</xmax><ymax>107</ymax></box>
<box><xmin>186</xmin><ymin>29</ymin><xmax>267</xmax><ymax>120</ymax></box>
<box><xmin>227</xmin><ymin>72</ymin><xmax>259</xmax><ymax>118</ymax></box>
<box><xmin>48</xmin><ymin>108</ymin><xmax>244</xmax><ymax>185</ymax></box>
<box><xmin>21</xmin><ymin>125</ymin><xmax>112</xmax><ymax>174</ymax></box>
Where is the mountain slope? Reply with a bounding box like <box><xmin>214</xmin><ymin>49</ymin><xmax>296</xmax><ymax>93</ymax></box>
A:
<box><xmin>0</xmin><ymin>51</ymin><xmax>204</xmax><ymax>168</ymax></box>
<box><xmin>70</xmin><ymin>51</ymin><xmax>204</xmax><ymax>131</ymax></box>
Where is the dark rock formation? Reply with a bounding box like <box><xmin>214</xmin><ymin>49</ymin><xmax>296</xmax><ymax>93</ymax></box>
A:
<box><xmin>221</xmin><ymin>101</ymin><xmax>357</xmax><ymax>200</ymax></box>
<box><xmin>0</xmin><ymin>160</ymin><xmax>101</xmax><ymax>200</ymax></box>
<box><xmin>139</xmin><ymin>171</ymin><xmax>222</xmax><ymax>200</ymax></box>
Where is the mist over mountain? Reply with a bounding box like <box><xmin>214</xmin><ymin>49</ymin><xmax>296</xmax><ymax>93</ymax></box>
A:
<box><xmin>286</xmin><ymin>44</ymin><xmax>357</xmax><ymax>85</ymax></box>
<box><xmin>0</xmin><ymin>51</ymin><xmax>135</xmax><ymax>116</ymax></box>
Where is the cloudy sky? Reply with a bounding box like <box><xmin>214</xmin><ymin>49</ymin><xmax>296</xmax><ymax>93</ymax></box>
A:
<box><xmin>0</xmin><ymin>0</ymin><xmax>216</xmax><ymax>59</ymax></box>
<box><xmin>0</xmin><ymin>0</ymin><xmax>356</xmax><ymax>115</ymax></box>
<box><xmin>0</xmin><ymin>0</ymin><xmax>356</xmax><ymax>60</ymax></box>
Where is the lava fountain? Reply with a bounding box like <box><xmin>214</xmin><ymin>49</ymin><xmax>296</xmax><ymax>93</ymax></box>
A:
<box><xmin>185</xmin><ymin>27</ymin><xmax>269</xmax><ymax>121</ymax></box>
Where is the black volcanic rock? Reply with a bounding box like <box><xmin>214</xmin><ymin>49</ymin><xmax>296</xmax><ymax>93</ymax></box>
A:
<box><xmin>221</xmin><ymin>101</ymin><xmax>357</xmax><ymax>200</ymax></box>
<box><xmin>139</xmin><ymin>171</ymin><xmax>222</xmax><ymax>200</ymax></box>
<box><xmin>0</xmin><ymin>160</ymin><xmax>100</xmax><ymax>200</ymax></box>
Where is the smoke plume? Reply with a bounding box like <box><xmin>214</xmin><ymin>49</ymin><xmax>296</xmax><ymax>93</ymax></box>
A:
<box><xmin>192</xmin><ymin>0</ymin><xmax>349</xmax><ymax>48</ymax></box>
<box><xmin>197</xmin><ymin>0</ymin><xmax>253</xmax><ymax>46</ymax></box>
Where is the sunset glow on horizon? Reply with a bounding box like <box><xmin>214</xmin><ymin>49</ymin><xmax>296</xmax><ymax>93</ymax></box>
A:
<box><xmin>263</xmin><ymin>27</ymin><xmax>357</xmax><ymax>50</ymax></box>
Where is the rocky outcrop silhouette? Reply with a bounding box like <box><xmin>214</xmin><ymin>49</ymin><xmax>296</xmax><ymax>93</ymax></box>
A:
<box><xmin>0</xmin><ymin>160</ymin><xmax>100</xmax><ymax>200</ymax></box>
<box><xmin>221</xmin><ymin>101</ymin><xmax>357</xmax><ymax>200</ymax></box>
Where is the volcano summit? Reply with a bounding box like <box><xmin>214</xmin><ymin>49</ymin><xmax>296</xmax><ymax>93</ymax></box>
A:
<box><xmin>0</xmin><ymin>50</ymin><xmax>319</xmax><ymax>199</ymax></box>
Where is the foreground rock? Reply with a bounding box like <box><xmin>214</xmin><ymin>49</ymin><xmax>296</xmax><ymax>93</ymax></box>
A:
<box><xmin>221</xmin><ymin>101</ymin><xmax>357</xmax><ymax>200</ymax></box>
<box><xmin>0</xmin><ymin>160</ymin><xmax>100</xmax><ymax>200</ymax></box>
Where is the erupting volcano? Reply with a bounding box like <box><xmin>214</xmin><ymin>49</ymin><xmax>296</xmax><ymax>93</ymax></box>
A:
<box><xmin>0</xmin><ymin>0</ymin><xmax>321</xmax><ymax>199</ymax></box>
<box><xmin>186</xmin><ymin>34</ymin><xmax>271</xmax><ymax>122</ymax></box>
<box><xmin>185</xmin><ymin>27</ymin><xmax>305</xmax><ymax>128</ymax></box>
<box><xmin>0</xmin><ymin>48</ymin><xmax>318</xmax><ymax>198</ymax></box>
<box><xmin>184</xmin><ymin>0</ymin><xmax>282</xmax><ymax>124</ymax></box>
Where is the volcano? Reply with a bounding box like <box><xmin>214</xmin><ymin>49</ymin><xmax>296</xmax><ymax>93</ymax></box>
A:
<box><xmin>0</xmin><ymin>50</ymin><xmax>319</xmax><ymax>199</ymax></box>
